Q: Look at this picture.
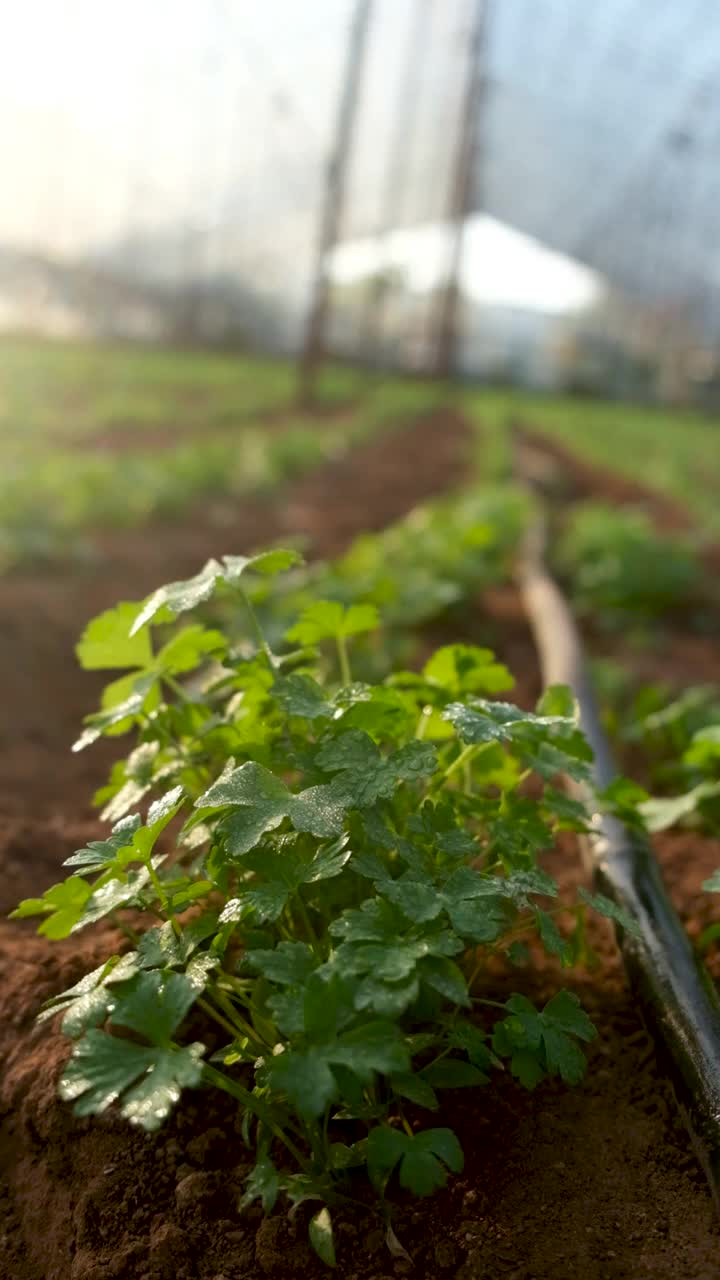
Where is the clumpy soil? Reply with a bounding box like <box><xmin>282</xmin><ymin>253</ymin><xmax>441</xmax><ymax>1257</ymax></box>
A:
<box><xmin>2</xmin><ymin>409</ymin><xmax>720</xmax><ymax>1279</ymax></box>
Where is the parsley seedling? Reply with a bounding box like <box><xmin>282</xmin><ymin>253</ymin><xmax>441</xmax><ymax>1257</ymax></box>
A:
<box><xmin>13</xmin><ymin>543</ymin><xmax>632</xmax><ymax>1265</ymax></box>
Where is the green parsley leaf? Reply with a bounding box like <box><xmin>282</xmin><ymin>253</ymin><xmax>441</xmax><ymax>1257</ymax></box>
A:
<box><xmin>578</xmin><ymin>888</ymin><xmax>642</xmax><ymax>939</ymax></box>
<box><xmin>272</xmin><ymin>674</ymin><xmax>333</xmax><ymax>720</ymax></box>
<box><xmin>423</xmin><ymin>645</ymin><xmax>513</xmax><ymax>697</ymax></box>
<box><xmin>109</xmin><ymin>970</ymin><xmax>197</xmax><ymax>1042</ymax></box>
<box><xmin>286</xmin><ymin>601</ymin><xmax>379</xmax><ymax>646</ymax></box>
<box><xmin>59</xmin><ymin>1030</ymin><xmax>204</xmax><ymax>1131</ymax></box>
<box><xmin>197</xmin><ymin>762</ymin><xmax>347</xmax><ymax>854</ymax></box>
<box><xmin>130</xmin><ymin>550</ymin><xmax>301</xmax><ymax>634</ymax></box>
<box><xmin>316</xmin><ymin>731</ymin><xmax>436</xmax><ymax>806</ymax></box>
<box><xmin>76</xmin><ymin>602</ymin><xmax>152</xmax><ymax>670</ymax></box>
<box><xmin>240</xmin><ymin>1158</ymin><xmax>280</xmax><ymax>1213</ymax></box>
<box><xmin>366</xmin><ymin>1125</ymin><xmax>463</xmax><ymax>1196</ymax></box>
<box><xmin>37</xmin><ymin>953</ymin><xmax>139</xmax><ymax>1037</ymax></box>
<box><xmin>12</xmin><ymin>876</ymin><xmax>93</xmax><ymax>939</ymax></box>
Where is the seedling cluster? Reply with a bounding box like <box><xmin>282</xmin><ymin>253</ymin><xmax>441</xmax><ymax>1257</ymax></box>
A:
<box><xmin>14</xmin><ymin>532</ymin><xmax>635</xmax><ymax>1263</ymax></box>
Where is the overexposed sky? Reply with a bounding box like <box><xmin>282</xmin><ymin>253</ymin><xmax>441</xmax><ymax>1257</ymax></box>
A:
<box><xmin>0</xmin><ymin>0</ymin><xmax>599</xmax><ymax>315</ymax></box>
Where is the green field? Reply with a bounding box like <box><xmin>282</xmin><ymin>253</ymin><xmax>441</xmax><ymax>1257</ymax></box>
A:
<box><xmin>0</xmin><ymin>337</ymin><xmax>437</xmax><ymax>570</ymax></box>
<box><xmin>2</xmin><ymin>333</ymin><xmax>718</xmax><ymax>572</ymax></box>
<box><xmin>466</xmin><ymin>388</ymin><xmax>720</xmax><ymax>536</ymax></box>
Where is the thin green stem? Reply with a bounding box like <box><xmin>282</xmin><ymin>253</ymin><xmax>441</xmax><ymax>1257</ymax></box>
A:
<box><xmin>336</xmin><ymin>632</ymin><xmax>351</xmax><ymax>686</ymax></box>
<box><xmin>208</xmin><ymin>985</ymin><xmax>269</xmax><ymax>1054</ymax></box>
<box><xmin>415</xmin><ymin>706</ymin><xmax>432</xmax><ymax>740</ymax></box>
<box><xmin>239</xmin><ymin>588</ymin><xmax>274</xmax><ymax>666</ymax></box>
<box><xmin>429</xmin><ymin>743</ymin><xmax>479</xmax><ymax>795</ymax></box>
<box><xmin>202</xmin><ymin>1063</ymin><xmax>309</xmax><ymax>1169</ymax></box>
<box><xmin>164</xmin><ymin>674</ymin><xmax>193</xmax><ymax>704</ymax></box>
<box><xmin>144</xmin><ymin>858</ymin><xmax>174</xmax><ymax>923</ymax></box>
<box><xmin>295</xmin><ymin>893</ymin><xmax>320</xmax><ymax>950</ymax></box>
<box><xmin>198</xmin><ymin>995</ymin><xmax>242</xmax><ymax>1041</ymax></box>
<box><xmin>400</xmin><ymin>1112</ymin><xmax>414</xmax><ymax>1139</ymax></box>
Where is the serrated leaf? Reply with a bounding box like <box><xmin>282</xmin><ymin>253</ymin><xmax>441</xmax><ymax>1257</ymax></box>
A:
<box><xmin>578</xmin><ymin>887</ymin><xmax>642</xmax><ymax>939</ymax></box>
<box><xmin>267</xmin><ymin>988</ymin><xmax>305</xmax><ymax>1036</ymax></box>
<box><xmin>12</xmin><ymin>876</ymin><xmax>93</xmax><ymax>939</ymax></box>
<box><xmin>391</xmin><ymin>1071</ymin><xmax>439</xmax><ymax>1110</ymax></box>
<box><xmin>541</xmin><ymin>1026</ymin><xmax>587</xmax><ymax>1085</ymax></box>
<box><xmin>240</xmin><ymin>1158</ymin><xmax>280</xmax><ymax>1213</ymax></box>
<box><xmin>76</xmin><ymin>864</ymin><xmax>153</xmax><ymax>930</ymax></box>
<box><xmin>417</xmin><ymin>955</ymin><xmax>469</xmax><ymax>1006</ymax></box>
<box><xmin>327</xmin><ymin>1020</ymin><xmax>409</xmax><ymax>1080</ymax></box>
<box><xmin>399</xmin><ymin>1148</ymin><xmax>448</xmax><ymax>1196</ymax></box>
<box><xmin>368</xmin><ymin>1126</ymin><xmax>463</xmax><ymax>1197</ymax></box>
<box><xmin>154</xmin><ymin>625</ymin><xmax>225</xmax><ymax>676</ymax></box>
<box><xmin>60</xmin><ymin>1029</ymin><xmax>204</xmax><ymax>1130</ymax></box>
<box><xmin>447</xmin><ymin>1020</ymin><xmax>494</xmax><ymax>1071</ymax></box>
<box><xmin>303</xmin><ymin>972</ymin><xmax>350</xmax><ymax>1042</ymax></box>
<box><xmin>37</xmin><ymin>953</ymin><xmax>139</xmax><ymax>1037</ymax></box>
<box><xmin>507</xmin><ymin>1047</ymin><xmax>546</xmax><ymax>1089</ymax></box>
<box><xmin>72</xmin><ymin>672</ymin><xmax>159</xmax><ymax>751</ymax></box>
<box><xmin>268</xmin><ymin>1019</ymin><xmax>408</xmax><ymax>1119</ymax></box>
<box><xmin>131</xmin><ymin>551</ymin><xmax>300</xmax><ymax>636</ymax></box>
<box><xmin>245</xmin><ymin>941</ymin><xmax>317</xmax><ymax>986</ymax></box>
<box><xmin>268</xmin><ymin>1048</ymin><xmax>338</xmax><ymax>1120</ymax></box>
<box><xmin>352</xmin><ymin>973</ymin><xmax>420</xmax><ymax>1018</ymax></box>
<box><xmin>62</xmin><ymin>813</ymin><xmax>141</xmax><ymax>869</ymax></box>
<box><xmin>420</xmin><ymin>1059</ymin><xmax>487</xmax><ymax>1089</ymax></box>
<box><xmin>227</xmin><ymin>548</ymin><xmax>303</xmax><ymax>578</ymax></box>
<box><xmin>541</xmin><ymin>990</ymin><xmax>596</xmax><ymax>1043</ymax></box>
<box><xmin>381</xmin><ymin>876</ymin><xmax>442</xmax><ymax>924</ymax></box>
<box><xmin>439</xmin><ymin>867</ymin><xmax>507</xmax><ymax>943</ymax></box>
<box><xmin>340</xmin><ymin>686</ymin><xmax>416</xmax><ymax>740</ymax></box>
<box><xmin>535</xmin><ymin>909</ymin><xmax>571</xmax><ymax>962</ymax></box>
<box><xmin>442</xmin><ymin>699</ymin><xmax>528</xmax><ymax>743</ymax></box>
<box><xmin>76</xmin><ymin>602</ymin><xmax>153</xmax><ymax>670</ymax></box>
<box><xmin>197</xmin><ymin>762</ymin><xmax>347</xmax><ymax>854</ymax></box>
<box><xmin>493</xmin><ymin>990</ymin><xmax>595</xmax><ymax>1088</ymax></box>
<box><xmin>536</xmin><ymin>685</ymin><xmax>576</xmax><ymax>718</ymax></box>
<box><xmin>412</xmin><ymin>1126</ymin><xmax>464</xmax><ymax>1171</ymax></box>
<box><xmin>316</xmin><ymin>731</ymin><xmax>436</xmax><ymax>807</ymax></box>
<box><xmin>304</xmin><ymin>834</ymin><xmax>352</xmax><ymax>883</ymax></box>
<box><xmin>273</xmin><ymin>674</ymin><xmax>333</xmax><ymax>720</ymax></box>
<box><xmin>640</xmin><ymin>782</ymin><xmax>720</xmax><ymax>832</ymax></box>
<box><xmin>366</xmin><ymin>1125</ymin><xmax>410</xmax><ymax>1190</ymax></box>
<box><xmin>423</xmin><ymin>645</ymin><xmax>513</xmax><ymax>697</ymax></box>
<box><xmin>286</xmin><ymin>600</ymin><xmax>379</xmax><ymax>646</ymax></box>
<box><xmin>131</xmin><ymin>560</ymin><xmax>223</xmax><ymax>634</ymax></box>
<box><xmin>329</xmin><ymin>896</ymin><xmax>404</xmax><ymax>943</ymax></box>
<box><xmin>443</xmin><ymin>698</ymin><xmax>577</xmax><ymax>750</ymax></box>
<box><xmin>309</xmin><ymin>1207</ymin><xmax>336</xmax><ymax>1268</ymax></box>
<box><xmin>109</xmin><ymin>970</ymin><xmax>197</xmax><ymax>1042</ymax></box>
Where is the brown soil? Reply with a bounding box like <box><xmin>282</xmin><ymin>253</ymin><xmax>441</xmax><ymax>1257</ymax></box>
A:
<box><xmin>513</xmin><ymin>426</ymin><xmax>694</xmax><ymax>533</ymax></box>
<box><xmin>3</xmin><ymin>408</ymin><xmax>720</xmax><ymax>1279</ymax></box>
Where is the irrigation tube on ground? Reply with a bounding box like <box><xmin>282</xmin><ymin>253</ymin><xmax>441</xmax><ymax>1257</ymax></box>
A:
<box><xmin>518</xmin><ymin>517</ymin><xmax>720</xmax><ymax>1211</ymax></box>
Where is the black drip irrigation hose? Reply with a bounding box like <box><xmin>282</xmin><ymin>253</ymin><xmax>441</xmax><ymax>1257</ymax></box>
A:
<box><xmin>518</xmin><ymin>510</ymin><xmax>720</xmax><ymax>1212</ymax></box>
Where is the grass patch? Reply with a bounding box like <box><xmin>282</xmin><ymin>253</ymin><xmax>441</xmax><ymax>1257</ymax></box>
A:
<box><xmin>464</xmin><ymin>388</ymin><xmax>720</xmax><ymax>535</ymax></box>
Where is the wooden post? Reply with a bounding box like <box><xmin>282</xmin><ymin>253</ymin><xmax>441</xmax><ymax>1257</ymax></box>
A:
<box><xmin>297</xmin><ymin>0</ymin><xmax>373</xmax><ymax>405</ymax></box>
<box><xmin>359</xmin><ymin>0</ymin><xmax>432</xmax><ymax>368</ymax></box>
<box><xmin>432</xmin><ymin>0</ymin><xmax>487</xmax><ymax>380</ymax></box>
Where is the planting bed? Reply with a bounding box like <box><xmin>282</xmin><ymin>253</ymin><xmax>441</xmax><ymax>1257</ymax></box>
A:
<box><xmin>3</xmin><ymin>409</ymin><xmax>720</xmax><ymax>1279</ymax></box>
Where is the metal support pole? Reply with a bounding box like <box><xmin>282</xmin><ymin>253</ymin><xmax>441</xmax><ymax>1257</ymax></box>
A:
<box><xmin>297</xmin><ymin>0</ymin><xmax>373</xmax><ymax>405</ymax></box>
